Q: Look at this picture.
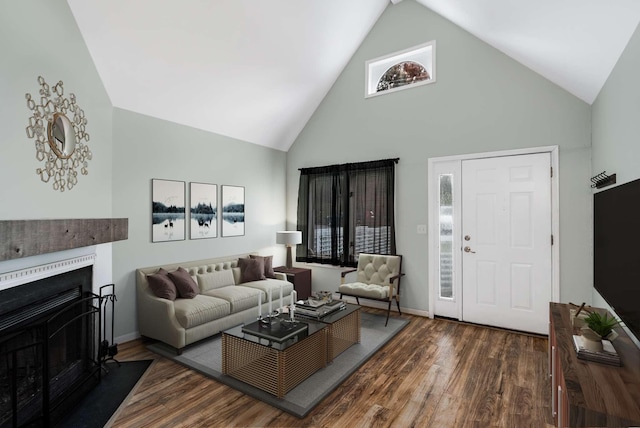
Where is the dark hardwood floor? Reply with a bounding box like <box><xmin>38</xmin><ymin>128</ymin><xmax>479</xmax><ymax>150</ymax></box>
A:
<box><xmin>110</xmin><ymin>308</ymin><xmax>553</xmax><ymax>427</ymax></box>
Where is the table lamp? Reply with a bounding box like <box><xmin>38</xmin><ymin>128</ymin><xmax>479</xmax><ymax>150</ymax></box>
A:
<box><xmin>276</xmin><ymin>231</ymin><xmax>302</xmax><ymax>269</ymax></box>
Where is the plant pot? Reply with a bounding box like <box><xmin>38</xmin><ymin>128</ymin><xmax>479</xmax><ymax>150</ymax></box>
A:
<box><xmin>605</xmin><ymin>330</ymin><xmax>619</xmax><ymax>342</ymax></box>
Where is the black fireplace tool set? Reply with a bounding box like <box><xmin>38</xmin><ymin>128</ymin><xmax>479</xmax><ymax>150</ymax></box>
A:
<box><xmin>99</xmin><ymin>283</ymin><xmax>120</xmax><ymax>371</ymax></box>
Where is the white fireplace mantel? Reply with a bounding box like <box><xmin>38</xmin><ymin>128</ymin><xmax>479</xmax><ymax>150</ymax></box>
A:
<box><xmin>0</xmin><ymin>254</ymin><xmax>96</xmax><ymax>292</ymax></box>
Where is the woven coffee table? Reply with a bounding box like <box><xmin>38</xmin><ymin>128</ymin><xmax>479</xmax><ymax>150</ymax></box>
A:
<box><xmin>311</xmin><ymin>303</ymin><xmax>361</xmax><ymax>362</ymax></box>
<box><xmin>222</xmin><ymin>318</ymin><xmax>327</xmax><ymax>398</ymax></box>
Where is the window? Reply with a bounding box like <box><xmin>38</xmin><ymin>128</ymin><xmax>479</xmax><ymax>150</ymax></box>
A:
<box><xmin>365</xmin><ymin>41</ymin><xmax>436</xmax><ymax>98</ymax></box>
<box><xmin>438</xmin><ymin>174</ymin><xmax>454</xmax><ymax>299</ymax></box>
<box><xmin>296</xmin><ymin>159</ymin><xmax>397</xmax><ymax>266</ymax></box>
<box><xmin>377</xmin><ymin>61</ymin><xmax>431</xmax><ymax>93</ymax></box>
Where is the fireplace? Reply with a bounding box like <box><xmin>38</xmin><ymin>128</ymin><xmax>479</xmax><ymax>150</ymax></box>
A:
<box><xmin>0</xmin><ymin>263</ymin><xmax>101</xmax><ymax>428</ymax></box>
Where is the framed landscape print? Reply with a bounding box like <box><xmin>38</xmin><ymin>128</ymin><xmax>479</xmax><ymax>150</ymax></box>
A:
<box><xmin>190</xmin><ymin>182</ymin><xmax>217</xmax><ymax>239</ymax></box>
<box><xmin>152</xmin><ymin>179</ymin><xmax>186</xmax><ymax>242</ymax></box>
<box><xmin>222</xmin><ymin>185</ymin><xmax>245</xmax><ymax>237</ymax></box>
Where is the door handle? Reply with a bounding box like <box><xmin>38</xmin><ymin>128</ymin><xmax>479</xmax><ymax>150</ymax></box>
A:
<box><xmin>464</xmin><ymin>246</ymin><xmax>476</xmax><ymax>253</ymax></box>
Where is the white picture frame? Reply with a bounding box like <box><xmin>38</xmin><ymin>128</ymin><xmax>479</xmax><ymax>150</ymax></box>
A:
<box><xmin>190</xmin><ymin>182</ymin><xmax>217</xmax><ymax>239</ymax></box>
<box><xmin>152</xmin><ymin>179</ymin><xmax>186</xmax><ymax>242</ymax></box>
<box><xmin>222</xmin><ymin>185</ymin><xmax>245</xmax><ymax>237</ymax></box>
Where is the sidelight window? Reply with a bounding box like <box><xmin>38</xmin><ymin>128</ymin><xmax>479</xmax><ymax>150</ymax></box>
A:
<box><xmin>439</xmin><ymin>174</ymin><xmax>454</xmax><ymax>299</ymax></box>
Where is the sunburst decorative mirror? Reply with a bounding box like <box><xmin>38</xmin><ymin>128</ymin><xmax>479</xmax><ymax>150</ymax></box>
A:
<box><xmin>25</xmin><ymin>76</ymin><xmax>92</xmax><ymax>192</ymax></box>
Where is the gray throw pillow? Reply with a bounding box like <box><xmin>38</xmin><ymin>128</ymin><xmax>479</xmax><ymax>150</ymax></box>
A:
<box><xmin>168</xmin><ymin>267</ymin><xmax>200</xmax><ymax>299</ymax></box>
<box><xmin>238</xmin><ymin>257</ymin><xmax>266</xmax><ymax>283</ymax></box>
<box><xmin>147</xmin><ymin>268</ymin><xmax>177</xmax><ymax>301</ymax></box>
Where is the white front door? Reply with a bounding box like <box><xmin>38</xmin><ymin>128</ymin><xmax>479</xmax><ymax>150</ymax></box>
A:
<box><xmin>461</xmin><ymin>153</ymin><xmax>552</xmax><ymax>334</ymax></box>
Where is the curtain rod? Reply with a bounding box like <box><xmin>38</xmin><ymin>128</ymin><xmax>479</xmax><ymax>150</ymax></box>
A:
<box><xmin>298</xmin><ymin>157</ymin><xmax>399</xmax><ymax>171</ymax></box>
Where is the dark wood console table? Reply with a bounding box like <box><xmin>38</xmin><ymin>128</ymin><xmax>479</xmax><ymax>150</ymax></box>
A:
<box><xmin>549</xmin><ymin>302</ymin><xmax>640</xmax><ymax>427</ymax></box>
<box><xmin>273</xmin><ymin>266</ymin><xmax>312</xmax><ymax>300</ymax></box>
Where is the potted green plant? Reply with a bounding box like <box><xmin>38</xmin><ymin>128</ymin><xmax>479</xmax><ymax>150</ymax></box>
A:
<box><xmin>580</xmin><ymin>312</ymin><xmax>623</xmax><ymax>352</ymax></box>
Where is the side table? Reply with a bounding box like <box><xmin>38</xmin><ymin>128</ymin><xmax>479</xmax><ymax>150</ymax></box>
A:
<box><xmin>274</xmin><ymin>266</ymin><xmax>312</xmax><ymax>300</ymax></box>
<box><xmin>549</xmin><ymin>302</ymin><xmax>640</xmax><ymax>427</ymax></box>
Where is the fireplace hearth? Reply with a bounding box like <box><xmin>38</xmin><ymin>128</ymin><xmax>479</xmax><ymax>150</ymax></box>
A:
<box><xmin>0</xmin><ymin>265</ymin><xmax>102</xmax><ymax>428</ymax></box>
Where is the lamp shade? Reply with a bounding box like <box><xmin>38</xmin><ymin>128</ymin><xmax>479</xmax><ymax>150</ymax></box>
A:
<box><xmin>276</xmin><ymin>231</ymin><xmax>302</xmax><ymax>246</ymax></box>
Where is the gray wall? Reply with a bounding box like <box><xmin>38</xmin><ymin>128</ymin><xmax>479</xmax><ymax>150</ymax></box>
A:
<box><xmin>3</xmin><ymin>0</ymin><xmax>623</xmax><ymax>340</ymax></box>
<box><xmin>0</xmin><ymin>1</ymin><xmax>288</xmax><ymax>342</ymax></box>
<box><xmin>592</xmin><ymin>23</ymin><xmax>640</xmax><ymax>186</ymax></box>
<box><xmin>111</xmin><ymin>109</ymin><xmax>288</xmax><ymax>340</ymax></box>
<box><xmin>0</xmin><ymin>0</ymin><xmax>115</xmax><ymax>287</ymax></box>
<box><xmin>591</xmin><ymin>21</ymin><xmax>640</xmax><ymax>326</ymax></box>
<box><xmin>285</xmin><ymin>0</ymin><xmax>593</xmax><ymax>311</ymax></box>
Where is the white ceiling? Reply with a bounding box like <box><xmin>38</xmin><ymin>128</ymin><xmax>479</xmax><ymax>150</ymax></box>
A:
<box><xmin>67</xmin><ymin>0</ymin><xmax>640</xmax><ymax>152</ymax></box>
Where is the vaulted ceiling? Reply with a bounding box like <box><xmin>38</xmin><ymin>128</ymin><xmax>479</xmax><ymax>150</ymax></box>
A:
<box><xmin>67</xmin><ymin>0</ymin><xmax>640</xmax><ymax>151</ymax></box>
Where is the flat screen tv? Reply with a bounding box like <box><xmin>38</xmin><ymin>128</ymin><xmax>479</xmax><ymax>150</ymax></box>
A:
<box><xmin>594</xmin><ymin>177</ymin><xmax>640</xmax><ymax>342</ymax></box>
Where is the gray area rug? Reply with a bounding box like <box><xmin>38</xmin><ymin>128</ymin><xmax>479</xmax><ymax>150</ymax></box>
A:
<box><xmin>147</xmin><ymin>312</ymin><xmax>409</xmax><ymax>418</ymax></box>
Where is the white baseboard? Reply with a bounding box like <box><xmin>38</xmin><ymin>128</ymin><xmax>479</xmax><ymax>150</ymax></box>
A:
<box><xmin>337</xmin><ymin>295</ymin><xmax>429</xmax><ymax>318</ymax></box>
<box><xmin>115</xmin><ymin>331</ymin><xmax>140</xmax><ymax>345</ymax></box>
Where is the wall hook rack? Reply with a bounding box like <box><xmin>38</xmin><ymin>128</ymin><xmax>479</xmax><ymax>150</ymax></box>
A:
<box><xmin>590</xmin><ymin>171</ymin><xmax>616</xmax><ymax>189</ymax></box>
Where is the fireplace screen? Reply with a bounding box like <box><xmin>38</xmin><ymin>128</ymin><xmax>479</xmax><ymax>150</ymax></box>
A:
<box><xmin>0</xmin><ymin>266</ymin><xmax>101</xmax><ymax>428</ymax></box>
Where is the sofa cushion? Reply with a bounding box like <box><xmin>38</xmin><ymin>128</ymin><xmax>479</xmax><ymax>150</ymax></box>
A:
<box><xmin>250</xmin><ymin>255</ymin><xmax>276</xmax><ymax>279</ymax></box>
<box><xmin>147</xmin><ymin>268</ymin><xmax>177</xmax><ymax>301</ymax></box>
<box><xmin>204</xmin><ymin>285</ymin><xmax>262</xmax><ymax>313</ymax></box>
<box><xmin>339</xmin><ymin>282</ymin><xmax>390</xmax><ymax>299</ymax></box>
<box><xmin>169</xmin><ymin>267</ymin><xmax>200</xmax><ymax>299</ymax></box>
<box><xmin>197</xmin><ymin>270</ymin><xmax>235</xmax><ymax>293</ymax></box>
<box><xmin>355</xmin><ymin>254</ymin><xmax>401</xmax><ymax>286</ymax></box>
<box><xmin>238</xmin><ymin>257</ymin><xmax>265</xmax><ymax>283</ymax></box>
<box><xmin>174</xmin><ymin>295</ymin><xmax>231</xmax><ymax>329</ymax></box>
<box><xmin>240</xmin><ymin>279</ymin><xmax>293</xmax><ymax>304</ymax></box>
<box><xmin>232</xmin><ymin>267</ymin><xmax>241</xmax><ymax>285</ymax></box>
<box><xmin>185</xmin><ymin>261</ymin><xmax>236</xmax><ymax>277</ymax></box>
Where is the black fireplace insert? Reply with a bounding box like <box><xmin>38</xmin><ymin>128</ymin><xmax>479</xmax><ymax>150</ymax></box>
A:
<box><xmin>0</xmin><ymin>266</ymin><xmax>103</xmax><ymax>428</ymax></box>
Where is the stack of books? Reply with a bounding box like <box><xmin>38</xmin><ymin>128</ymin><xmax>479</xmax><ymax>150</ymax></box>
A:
<box><xmin>572</xmin><ymin>335</ymin><xmax>621</xmax><ymax>366</ymax></box>
<box><xmin>295</xmin><ymin>299</ymin><xmax>346</xmax><ymax>319</ymax></box>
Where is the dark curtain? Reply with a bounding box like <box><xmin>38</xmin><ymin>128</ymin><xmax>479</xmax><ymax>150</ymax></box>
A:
<box><xmin>296</xmin><ymin>158</ymin><xmax>397</xmax><ymax>267</ymax></box>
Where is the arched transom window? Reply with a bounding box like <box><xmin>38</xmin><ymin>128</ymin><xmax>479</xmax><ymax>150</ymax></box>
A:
<box><xmin>377</xmin><ymin>61</ymin><xmax>431</xmax><ymax>92</ymax></box>
<box><xmin>365</xmin><ymin>40</ymin><xmax>436</xmax><ymax>98</ymax></box>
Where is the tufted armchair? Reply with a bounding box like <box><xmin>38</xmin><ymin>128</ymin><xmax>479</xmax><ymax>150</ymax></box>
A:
<box><xmin>338</xmin><ymin>253</ymin><xmax>404</xmax><ymax>326</ymax></box>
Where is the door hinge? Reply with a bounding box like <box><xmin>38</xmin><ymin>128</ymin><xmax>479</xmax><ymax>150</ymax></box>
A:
<box><xmin>550</xmin><ymin>167</ymin><xmax>553</xmax><ymax>178</ymax></box>
<box><xmin>551</xmin><ymin>234</ymin><xmax>554</xmax><ymax>245</ymax></box>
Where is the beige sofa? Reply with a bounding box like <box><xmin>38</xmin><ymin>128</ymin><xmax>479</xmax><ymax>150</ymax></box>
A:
<box><xmin>136</xmin><ymin>253</ymin><xmax>293</xmax><ymax>353</ymax></box>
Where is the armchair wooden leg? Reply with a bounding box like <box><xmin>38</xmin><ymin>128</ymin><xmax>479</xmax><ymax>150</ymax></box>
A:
<box><xmin>385</xmin><ymin>300</ymin><xmax>392</xmax><ymax>326</ymax></box>
<box><xmin>396</xmin><ymin>298</ymin><xmax>401</xmax><ymax>316</ymax></box>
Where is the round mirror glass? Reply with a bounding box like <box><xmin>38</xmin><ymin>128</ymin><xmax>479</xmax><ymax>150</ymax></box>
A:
<box><xmin>48</xmin><ymin>113</ymin><xmax>76</xmax><ymax>159</ymax></box>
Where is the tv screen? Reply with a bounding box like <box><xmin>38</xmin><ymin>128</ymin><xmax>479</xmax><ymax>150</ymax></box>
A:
<box><xmin>594</xmin><ymin>178</ymin><xmax>640</xmax><ymax>342</ymax></box>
